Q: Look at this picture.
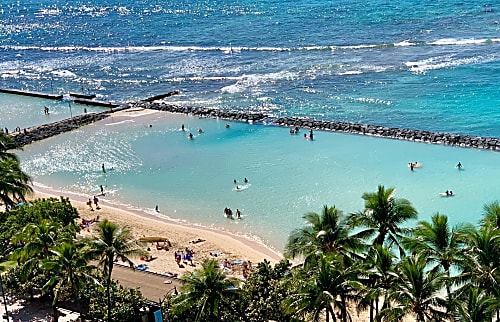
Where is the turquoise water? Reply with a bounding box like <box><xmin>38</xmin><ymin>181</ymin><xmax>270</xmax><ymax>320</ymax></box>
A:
<box><xmin>2</xmin><ymin>0</ymin><xmax>499</xmax><ymax>251</ymax></box>
<box><xmin>16</xmin><ymin>111</ymin><xmax>500</xmax><ymax>251</ymax></box>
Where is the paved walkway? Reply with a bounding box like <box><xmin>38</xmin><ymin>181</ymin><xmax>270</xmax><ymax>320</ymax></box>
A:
<box><xmin>112</xmin><ymin>264</ymin><xmax>181</xmax><ymax>302</ymax></box>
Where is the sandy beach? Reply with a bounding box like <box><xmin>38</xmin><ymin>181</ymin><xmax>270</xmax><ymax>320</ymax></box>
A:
<box><xmin>31</xmin><ymin>186</ymin><xmax>283</xmax><ymax>279</ymax></box>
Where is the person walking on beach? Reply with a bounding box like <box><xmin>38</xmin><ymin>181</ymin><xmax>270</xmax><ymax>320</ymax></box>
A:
<box><xmin>87</xmin><ymin>198</ymin><xmax>94</xmax><ymax>211</ymax></box>
<box><xmin>100</xmin><ymin>184</ymin><xmax>104</xmax><ymax>195</ymax></box>
<box><xmin>93</xmin><ymin>196</ymin><xmax>100</xmax><ymax>210</ymax></box>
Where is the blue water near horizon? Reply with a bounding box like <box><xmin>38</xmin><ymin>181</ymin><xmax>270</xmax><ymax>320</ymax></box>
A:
<box><xmin>1</xmin><ymin>0</ymin><xmax>500</xmax><ymax>251</ymax></box>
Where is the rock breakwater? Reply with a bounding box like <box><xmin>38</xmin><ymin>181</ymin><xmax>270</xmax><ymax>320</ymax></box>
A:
<box><xmin>131</xmin><ymin>101</ymin><xmax>267</xmax><ymax>123</ymax></box>
<box><xmin>274</xmin><ymin>117</ymin><xmax>500</xmax><ymax>151</ymax></box>
<box><xmin>135</xmin><ymin>101</ymin><xmax>500</xmax><ymax>151</ymax></box>
<box><xmin>10</xmin><ymin>112</ymin><xmax>111</xmax><ymax>147</ymax></box>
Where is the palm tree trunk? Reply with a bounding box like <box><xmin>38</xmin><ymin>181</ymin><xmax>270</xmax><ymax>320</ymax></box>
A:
<box><xmin>369</xmin><ymin>299</ymin><xmax>374</xmax><ymax>322</ymax></box>
<box><xmin>106</xmin><ymin>256</ymin><xmax>114</xmax><ymax>322</ymax></box>
<box><xmin>341</xmin><ymin>295</ymin><xmax>348</xmax><ymax>322</ymax></box>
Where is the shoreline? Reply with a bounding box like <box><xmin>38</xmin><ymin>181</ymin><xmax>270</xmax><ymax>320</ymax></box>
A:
<box><xmin>31</xmin><ymin>184</ymin><xmax>283</xmax><ymax>277</ymax></box>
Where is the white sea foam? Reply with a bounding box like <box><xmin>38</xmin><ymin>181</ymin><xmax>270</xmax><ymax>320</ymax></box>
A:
<box><xmin>406</xmin><ymin>54</ymin><xmax>497</xmax><ymax>74</ymax></box>
<box><xmin>51</xmin><ymin>70</ymin><xmax>77</xmax><ymax>78</ymax></box>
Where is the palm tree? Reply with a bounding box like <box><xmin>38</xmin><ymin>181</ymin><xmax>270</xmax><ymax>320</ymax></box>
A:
<box><xmin>173</xmin><ymin>258</ymin><xmax>239</xmax><ymax>321</ymax></box>
<box><xmin>381</xmin><ymin>254</ymin><xmax>447</xmax><ymax>322</ymax></box>
<box><xmin>285</xmin><ymin>205</ymin><xmax>365</xmax><ymax>266</ymax></box>
<box><xmin>460</xmin><ymin>225</ymin><xmax>500</xmax><ymax>320</ymax></box>
<box><xmin>452</xmin><ymin>286</ymin><xmax>499</xmax><ymax>322</ymax></box>
<box><xmin>40</xmin><ymin>241</ymin><xmax>97</xmax><ymax>320</ymax></box>
<box><xmin>0</xmin><ymin>157</ymin><xmax>32</xmax><ymax>209</ymax></box>
<box><xmin>402</xmin><ymin>213</ymin><xmax>467</xmax><ymax>311</ymax></box>
<box><xmin>286</xmin><ymin>253</ymin><xmax>361</xmax><ymax>322</ymax></box>
<box><xmin>10</xmin><ymin>219</ymin><xmax>62</xmax><ymax>282</ymax></box>
<box><xmin>358</xmin><ymin>245</ymin><xmax>397</xmax><ymax>321</ymax></box>
<box><xmin>481</xmin><ymin>200</ymin><xmax>500</xmax><ymax>230</ymax></box>
<box><xmin>88</xmin><ymin>219</ymin><xmax>145</xmax><ymax>322</ymax></box>
<box><xmin>351</xmin><ymin>185</ymin><xmax>417</xmax><ymax>255</ymax></box>
<box><xmin>0</xmin><ymin>131</ymin><xmax>18</xmax><ymax>161</ymax></box>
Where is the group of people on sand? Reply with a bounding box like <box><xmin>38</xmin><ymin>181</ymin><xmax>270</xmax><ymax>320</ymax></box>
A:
<box><xmin>221</xmin><ymin>258</ymin><xmax>252</xmax><ymax>278</ymax></box>
<box><xmin>87</xmin><ymin>196</ymin><xmax>100</xmax><ymax>211</ymax></box>
<box><xmin>79</xmin><ymin>216</ymin><xmax>99</xmax><ymax>229</ymax></box>
<box><xmin>174</xmin><ymin>248</ymin><xmax>195</xmax><ymax>267</ymax></box>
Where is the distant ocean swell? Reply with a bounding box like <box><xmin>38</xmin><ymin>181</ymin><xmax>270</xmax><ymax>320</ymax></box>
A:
<box><xmin>3</xmin><ymin>37</ymin><xmax>500</xmax><ymax>53</ymax></box>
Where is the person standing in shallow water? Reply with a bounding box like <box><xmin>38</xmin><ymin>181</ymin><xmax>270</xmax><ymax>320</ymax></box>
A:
<box><xmin>102</xmin><ymin>163</ymin><xmax>106</xmax><ymax>173</ymax></box>
<box><xmin>456</xmin><ymin>162</ymin><xmax>462</xmax><ymax>169</ymax></box>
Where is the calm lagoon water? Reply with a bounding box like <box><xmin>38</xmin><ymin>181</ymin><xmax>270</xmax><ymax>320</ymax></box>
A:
<box><xmin>16</xmin><ymin>110</ymin><xmax>500</xmax><ymax>251</ymax></box>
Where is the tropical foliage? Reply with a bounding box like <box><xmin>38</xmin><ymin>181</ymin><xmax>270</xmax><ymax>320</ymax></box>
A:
<box><xmin>2</xmin><ymin>161</ymin><xmax>500</xmax><ymax>322</ymax></box>
<box><xmin>0</xmin><ymin>131</ymin><xmax>32</xmax><ymax>208</ymax></box>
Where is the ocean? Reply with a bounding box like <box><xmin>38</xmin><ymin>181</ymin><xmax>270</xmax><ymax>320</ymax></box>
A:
<box><xmin>1</xmin><ymin>0</ymin><xmax>499</xmax><ymax>251</ymax></box>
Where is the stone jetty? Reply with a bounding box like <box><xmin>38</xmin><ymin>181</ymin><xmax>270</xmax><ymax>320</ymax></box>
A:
<box><xmin>131</xmin><ymin>101</ymin><xmax>268</xmax><ymax>123</ymax></box>
<box><xmin>0</xmin><ymin>88</ymin><xmax>63</xmax><ymax>100</ymax></box>
<box><xmin>9</xmin><ymin>111</ymin><xmax>116</xmax><ymax>147</ymax></box>
<box><xmin>274</xmin><ymin>117</ymin><xmax>500</xmax><ymax>151</ymax></box>
<box><xmin>133</xmin><ymin>101</ymin><xmax>500</xmax><ymax>152</ymax></box>
<box><xmin>7</xmin><ymin>93</ymin><xmax>500</xmax><ymax>152</ymax></box>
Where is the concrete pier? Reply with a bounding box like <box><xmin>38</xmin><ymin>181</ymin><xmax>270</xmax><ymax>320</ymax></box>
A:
<box><xmin>0</xmin><ymin>88</ymin><xmax>63</xmax><ymax>100</ymax></box>
<box><xmin>69</xmin><ymin>93</ymin><xmax>97</xmax><ymax>99</ymax></box>
<box><xmin>73</xmin><ymin>98</ymin><xmax>120</xmax><ymax>108</ymax></box>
